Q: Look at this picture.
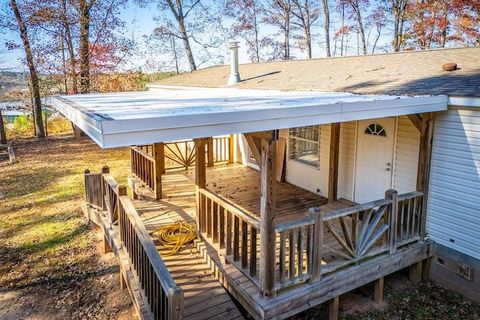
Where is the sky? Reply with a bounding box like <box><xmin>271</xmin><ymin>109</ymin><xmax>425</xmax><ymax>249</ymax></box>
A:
<box><xmin>0</xmin><ymin>0</ymin><xmax>393</xmax><ymax>73</ymax></box>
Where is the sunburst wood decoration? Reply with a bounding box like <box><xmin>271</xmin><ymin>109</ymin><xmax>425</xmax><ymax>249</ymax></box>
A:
<box><xmin>324</xmin><ymin>204</ymin><xmax>389</xmax><ymax>260</ymax></box>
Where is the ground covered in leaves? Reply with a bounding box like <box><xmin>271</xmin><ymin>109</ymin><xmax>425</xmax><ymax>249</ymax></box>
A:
<box><xmin>0</xmin><ymin>134</ymin><xmax>134</xmax><ymax>319</ymax></box>
<box><xmin>1</xmin><ymin>134</ymin><xmax>479</xmax><ymax>320</ymax></box>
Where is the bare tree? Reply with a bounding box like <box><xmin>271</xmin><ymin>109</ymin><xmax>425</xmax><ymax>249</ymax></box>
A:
<box><xmin>9</xmin><ymin>0</ymin><xmax>45</xmax><ymax>138</ymax></box>
<box><xmin>225</xmin><ymin>0</ymin><xmax>264</xmax><ymax>62</ymax></box>
<box><xmin>291</xmin><ymin>0</ymin><xmax>320</xmax><ymax>59</ymax></box>
<box><xmin>389</xmin><ymin>0</ymin><xmax>409</xmax><ymax>51</ymax></box>
<box><xmin>264</xmin><ymin>0</ymin><xmax>292</xmax><ymax>60</ymax></box>
<box><xmin>343</xmin><ymin>0</ymin><xmax>367</xmax><ymax>54</ymax></box>
<box><xmin>163</xmin><ymin>0</ymin><xmax>199</xmax><ymax>71</ymax></box>
<box><xmin>322</xmin><ymin>0</ymin><xmax>331</xmax><ymax>56</ymax></box>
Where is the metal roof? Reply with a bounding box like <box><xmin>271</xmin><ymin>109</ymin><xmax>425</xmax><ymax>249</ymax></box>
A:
<box><xmin>51</xmin><ymin>86</ymin><xmax>448</xmax><ymax>148</ymax></box>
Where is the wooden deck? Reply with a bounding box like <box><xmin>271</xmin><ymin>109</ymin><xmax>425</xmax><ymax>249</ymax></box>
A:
<box><xmin>131</xmin><ymin>164</ymin><xmax>357</xmax><ymax>319</ymax></box>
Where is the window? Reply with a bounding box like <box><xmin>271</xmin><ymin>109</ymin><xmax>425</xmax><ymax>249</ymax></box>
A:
<box><xmin>364</xmin><ymin>123</ymin><xmax>386</xmax><ymax>137</ymax></box>
<box><xmin>289</xmin><ymin>125</ymin><xmax>320</xmax><ymax>168</ymax></box>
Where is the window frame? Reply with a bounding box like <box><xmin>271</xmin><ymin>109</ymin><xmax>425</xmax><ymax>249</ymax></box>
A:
<box><xmin>288</xmin><ymin>125</ymin><xmax>321</xmax><ymax>169</ymax></box>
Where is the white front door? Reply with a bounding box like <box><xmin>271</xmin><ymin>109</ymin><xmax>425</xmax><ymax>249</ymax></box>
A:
<box><xmin>354</xmin><ymin>118</ymin><xmax>395</xmax><ymax>203</ymax></box>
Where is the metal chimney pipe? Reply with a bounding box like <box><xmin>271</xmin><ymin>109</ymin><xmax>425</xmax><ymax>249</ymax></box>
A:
<box><xmin>228</xmin><ymin>41</ymin><xmax>241</xmax><ymax>86</ymax></box>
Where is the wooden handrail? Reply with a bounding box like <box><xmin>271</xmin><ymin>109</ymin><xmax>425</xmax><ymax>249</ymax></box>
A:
<box><xmin>131</xmin><ymin>146</ymin><xmax>155</xmax><ymax>162</ymax></box>
<box><xmin>322</xmin><ymin>198</ymin><xmax>392</xmax><ymax>221</ymax></box>
<box><xmin>198</xmin><ymin>188</ymin><xmax>260</xmax><ymax>229</ymax></box>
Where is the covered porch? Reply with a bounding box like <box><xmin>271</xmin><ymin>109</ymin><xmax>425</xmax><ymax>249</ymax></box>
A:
<box><xmin>54</xmin><ymin>86</ymin><xmax>447</xmax><ymax>320</ymax></box>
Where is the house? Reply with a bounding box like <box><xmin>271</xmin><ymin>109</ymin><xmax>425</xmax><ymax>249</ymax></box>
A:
<box><xmin>51</xmin><ymin>46</ymin><xmax>480</xmax><ymax>319</ymax></box>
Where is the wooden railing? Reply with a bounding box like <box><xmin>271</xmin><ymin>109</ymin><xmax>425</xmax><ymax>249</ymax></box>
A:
<box><xmin>210</xmin><ymin>135</ymin><xmax>233</xmax><ymax>163</ymax></box>
<box><xmin>118</xmin><ymin>196</ymin><xmax>183</xmax><ymax>320</ymax></box>
<box><xmin>272</xmin><ymin>189</ymin><xmax>425</xmax><ymax>293</ymax></box>
<box><xmin>84</xmin><ymin>168</ymin><xmax>183</xmax><ymax>319</ymax></box>
<box><xmin>197</xmin><ymin>188</ymin><xmax>260</xmax><ymax>286</ymax></box>
<box><xmin>131</xmin><ymin>146</ymin><xmax>157</xmax><ymax>191</ymax></box>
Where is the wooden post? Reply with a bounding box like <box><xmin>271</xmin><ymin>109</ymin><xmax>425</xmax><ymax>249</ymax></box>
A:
<box><xmin>194</xmin><ymin>138</ymin><xmax>207</xmax><ymax>231</ymax></box>
<box><xmin>416</xmin><ymin>113</ymin><xmax>434</xmax><ymax>240</ymax></box>
<box><xmin>152</xmin><ymin>143</ymin><xmax>165</xmax><ymax>199</ymax></box>
<box><xmin>328</xmin><ymin>123</ymin><xmax>340</xmax><ymax>203</ymax></box>
<box><xmin>329</xmin><ymin>296</ymin><xmax>339</xmax><ymax>320</ymax></box>
<box><xmin>114</xmin><ymin>185</ymin><xmax>127</xmax><ymax>223</ymax></box>
<box><xmin>7</xmin><ymin>142</ymin><xmax>16</xmax><ymax>164</ymax></box>
<box><xmin>409</xmin><ymin>261</ymin><xmax>423</xmax><ymax>283</ymax></box>
<box><xmin>309</xmin><ymin>207</ymin><xmax>323</xmax><ymax>283</ymax></box>
<box><xmin>72</xmin><ymin>123</ymin><xmax>83</xmax><ymax>139</ymax></box>
<box><xmin>374</xmin><ymin>277</ymin><xmax>384</xmax><ymax>304</ymax></box>
<box><xmin>228</xmin><ymin>134</ymin><xmax>234</xmax><ymax>164</ymax></box>
<box><xmin>101</xmin><ymin>166</ymin><xmax>109</xmax><ymax>211</ymax></box>
<box><xmin>103</xmin><ymin>235</ymin><xmax>112</xmax><ymax>254</ymax></box>
<box><xmin>259</xmin><ymin>132</ymin><xmax>278</xmax><ymax>297</ymax></box>
<box><xmin>120</xmin><ymin>272</ymin><xmax>127</xmax><ymax>290</ymax></box>
<box><xmin>385</xmin><ymin>189</ymin><xmax>398</xmax><ymax>254</ymax></box>
<box><xmin>207</xmin><ymin>137</ymin><xmax>214</xmax><ymax>167</ymax></box>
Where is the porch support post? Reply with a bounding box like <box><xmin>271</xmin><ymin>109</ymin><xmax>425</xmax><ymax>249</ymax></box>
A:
<box><xmin>259</xmin><ymin>130</ymin><xmax>278</xmax><ymax>297</ymax></box>
<box><xmin>207</xmin><ymin>137</ymin><xmax>214</xmax><ymax>167</ymax></box>
<box><xmin>416</xmin><ymin>113</ymin><xmax>434</xmax><ymax>239</ymax></box>
<box><xmin>194</xmin><ymin>138</ymin><xmax>208</xmax><ymax>231</ymax></box>
<box><xmin>228</xmin><ymin>134</ymin><xmax>235</xmax><ymax>164</ymax></box>
<box><xmin>152</xmin><ymin>143</ymin><xmax>165</xmax><ymax>200</ymax></box>
<box><xmin>328</xmin><ymin>123</ymin><xmax>340</xmax><ymax>203</ymax></box>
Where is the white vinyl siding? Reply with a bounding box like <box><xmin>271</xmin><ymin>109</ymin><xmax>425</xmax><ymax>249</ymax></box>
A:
<box><xmin>427</xmin><ymin>109</ymin><xmax>480</xmax><ymax>260</ymax></box>
<box><xmin>393</xmin><ymin>116</ymin><xmax>420</xmax><ymax>194</ymax></box>
<box><xmin>338</xmin><ymin>122</ymin><xmax>356</xmax><ymax>200</ymax></box>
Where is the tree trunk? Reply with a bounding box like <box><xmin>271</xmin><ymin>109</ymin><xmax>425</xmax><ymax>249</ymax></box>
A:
<box><xmin>10</xmin><ymin>0</ymin><xmax>45</xmax><ymax>138</ymax></box>
<box><xmin>79</xmin><ymin>0</ymin><xmax>90</xmax><ymax>93</ymax></box>
<box><xmin>391</xmin><ymin>0</ymin><xmax>408</xmax><ymax>52</ymax></box>
<box><xmin>322</xmin><ymin>0</ymin><xmax>331</xmax><ymax>57</ymax></box>
<box><xmin>62</xmin><ymin>0</ymin><xmax>78</xmax><ymax>93</ymax></box>
<box><xmin>178</xmin><ymin>18</ymin><xmax>196</xmax><ymax>71</ymax></box>
<box><xmin>354</xmin><ymin>4</ymin><xmax>367</xmax><ymax>54</ymax></box>
<box><xmin>284</xmin><ymin>10</ymin><xmax>290</xmax><ymax>60</ymax></box>
<box><xmin>0</xmin><ymin>109</ymin><xmax>7</xmax><ymax>144</ymax></box>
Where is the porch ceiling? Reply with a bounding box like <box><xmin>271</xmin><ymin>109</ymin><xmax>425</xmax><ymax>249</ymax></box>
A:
<box><xmin>51</xmin><ymin>86</ymin><xmax>448</xmax><ymax>148</ymax></box>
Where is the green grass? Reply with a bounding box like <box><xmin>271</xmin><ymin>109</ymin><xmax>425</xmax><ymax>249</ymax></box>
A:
<box><xmin>0</xmin><ymin>135</ymin><xmax>130</xmax><ymax>290</ymax></box>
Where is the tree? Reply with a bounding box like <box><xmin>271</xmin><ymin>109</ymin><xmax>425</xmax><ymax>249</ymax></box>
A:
<box><xmin>0</xmin><ymin>109</ymin><xmax>6</xmax><ymax>144</ymax></box>
<box><xmin>389</xmin><ymin>0</ymin><xmax>409</xmax><ymax>51</ymax></box>
<box><xmin>264</xmin><ymin>0</ymin><xmax>292</xmax><ymax>60</ymax></box>
<box><xmin>225</xmin><ymin>0</ymin><xmax>264</xmax><ymax>62</ymax></box>
<box><xmin>342</xmin><ymin>0</ymin><xmax>368</xmax><ymax>54</ymax></box>
<box><xmin>291</xmin><ymin>0</ymin><xmax>320</xmax><ymax>58</ymax></box>
<box><xmin>77</xmin><ymin>0</ymin><xmax>93</xmax><ymax>93</ymax></box>
<box><xmin>9</xmin><ymin>0</ymin><xmax>45</xmax><ymax>138</ymax></box>
<box><xmin>322</xmin><ymin>0</ymin><xmax>331</xmax><ymax>56</ymax></box>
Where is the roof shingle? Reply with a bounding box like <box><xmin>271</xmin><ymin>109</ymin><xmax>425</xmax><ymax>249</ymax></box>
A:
<box><xmin>156</xmin><ymin>47</ymin><xmax>480</xmax><ymax>97</ymax></box>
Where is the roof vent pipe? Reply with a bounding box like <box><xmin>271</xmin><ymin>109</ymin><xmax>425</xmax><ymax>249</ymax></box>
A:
<box><xmin>228</xmin><ymin>41</ymin><xmax>241</xmax><ymax>86</ymax></box>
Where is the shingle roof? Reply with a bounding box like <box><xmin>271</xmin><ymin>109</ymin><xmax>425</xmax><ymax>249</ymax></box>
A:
<box><xmin>156</xmin><ymin>47</ymin><xmax>480</xmax><ymax>97</ymax></box>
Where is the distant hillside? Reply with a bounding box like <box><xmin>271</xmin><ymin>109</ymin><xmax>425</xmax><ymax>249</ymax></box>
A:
<box><xmin>0</xmin><ymin>71</ymin><xmax>28</xmax><ymax>93</ymax></box>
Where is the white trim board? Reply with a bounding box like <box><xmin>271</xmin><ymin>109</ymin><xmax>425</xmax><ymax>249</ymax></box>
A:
<box><xmin>50</xmin><ymin>87</ymin><xmax>448</xmax><ymax>148</ymax></box>
<box><xmin>448</xmin><ymin>96</ymin><xmax>480</xmax><ymax>108</ymax></box>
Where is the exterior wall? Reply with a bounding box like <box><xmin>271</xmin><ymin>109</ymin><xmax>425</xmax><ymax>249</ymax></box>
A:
<box><xmin>393</xmin><ymin>116</ymin><xmax>420</xmax><ymax>193</ymax></box>
<box><xmin>427</xmin><ymin>108</ymin><xmax>480</xmax><ymax>261</ymax></box>
<box><xmin>236</xmin><ymin>116</ymin><xmax>420</xmax><ymax>203</ymax></box>
<box><xmin>337</xmin><ymin>122</ymin><xmax>356</xmax><ymax>200</ymax></box>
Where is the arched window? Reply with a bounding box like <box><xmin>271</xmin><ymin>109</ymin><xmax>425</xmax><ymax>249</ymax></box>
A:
<box><xmin>364</xmin><ymin>123</ymin><xmax>386</xmax><ymax>137</ymax></box>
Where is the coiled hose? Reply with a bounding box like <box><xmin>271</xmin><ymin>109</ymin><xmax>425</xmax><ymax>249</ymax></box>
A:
<box><xmin>154</xmin><ymin>221</ymin><xmax>197</xmax><ymax>256</ymax></box>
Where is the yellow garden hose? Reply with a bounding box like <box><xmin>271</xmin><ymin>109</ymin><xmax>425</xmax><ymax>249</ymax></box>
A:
<box><xmin>154</xmin><ymin>221</ymin><xmax>197</xmax><ymax>256</ymax></box>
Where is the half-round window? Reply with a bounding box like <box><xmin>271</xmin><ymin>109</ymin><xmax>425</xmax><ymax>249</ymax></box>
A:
<box><xmin>364</xmin><ymin>123</ymin><xmax>386</xmax><ymax>137</ymax></box>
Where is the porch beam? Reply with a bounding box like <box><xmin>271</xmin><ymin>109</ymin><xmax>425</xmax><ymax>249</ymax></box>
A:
<box><xmin>152</xmin><ymin>143</ymin><xmax>165</xmax><ymax>199</ymax></box>
<box><xmin>328</xmin><ymin>123</ymin><xmax>340</xmax><ymax>203</ymax></box>
<box><xmin>207</xmin><ymin>137</ymin><xmax>214</xmax><ymax>167</ymax></box>
<box><xmin>407</xmin><ymin>114</ymin><xmax>422</xmax><ymax>132</ymax></box>
<box><xmin>416</xmin><ymin>113</ymin><xmax>434</xmax><ymax>239</ymax></box>
<box><xmin>194</xmin><ymin>138</ymin><xmax>208</xmax><ymax>230</ymax></box>
<box><xmin>259</xmin><ymin>137</ymin><xmax>277</xmax><ymax>297</ymax></box>
<box><xmin>245</xmin><ymin>130</ymin><xmax>279</xmax><ymax>141</ymax></box>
